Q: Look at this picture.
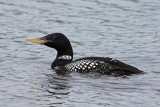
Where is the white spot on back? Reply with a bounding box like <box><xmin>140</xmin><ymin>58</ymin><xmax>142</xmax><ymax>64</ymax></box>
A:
<box><xmin>110</xmin><ymin>58</ymin><xmax>116</xmax><ymax>62</ymax></box>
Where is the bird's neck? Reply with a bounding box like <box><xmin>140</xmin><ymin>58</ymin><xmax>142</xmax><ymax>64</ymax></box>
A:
<box><xmin>51</xmin><ymin>47</ymin><xmax>73</xmax><ymax>69</ymax></box>
<box><xmin>57</xmin><ymin>48</ymin><xmax>73</xmax><ymax>58</ymax></box>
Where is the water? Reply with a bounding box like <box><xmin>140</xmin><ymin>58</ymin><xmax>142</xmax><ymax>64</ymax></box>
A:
<box><xmin>0</xmin><ymin>0</ymin><xmax>160</xmax><ymax>106</ymax></box>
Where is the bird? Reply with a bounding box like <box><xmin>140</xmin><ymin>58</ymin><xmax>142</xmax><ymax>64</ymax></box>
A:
<box><xmin>25</xmin><ymin>33</ymin><xmax>145</xmax><ymax>76</ymax></box>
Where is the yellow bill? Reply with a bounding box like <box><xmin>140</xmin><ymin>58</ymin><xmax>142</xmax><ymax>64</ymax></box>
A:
<box><xmin>24</xmin><ymin>37</ymin><xmax>47</xmax><ymax>44</ymax></box>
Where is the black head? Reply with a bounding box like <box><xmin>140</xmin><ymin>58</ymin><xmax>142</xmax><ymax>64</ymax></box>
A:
<box><xmin>25</xmin><ymin>33</ymin><xmax>73</xmax><ymax>68</ymax></box>
<box><xmin>43</xmin><ymin>33</ymin><xmax>71</xmax><ymax>52</ymax></box>
<box><xmin>25</xmin><ymin>33</ymin><xmax>73</xmax><ymax>57</ymax></box>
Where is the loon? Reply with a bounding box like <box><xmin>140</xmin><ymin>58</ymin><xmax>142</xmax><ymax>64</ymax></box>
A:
<box><xmin>25</xmin><ymin>33</ymin><xmax>145</xmax><ymax>76</ymax></box>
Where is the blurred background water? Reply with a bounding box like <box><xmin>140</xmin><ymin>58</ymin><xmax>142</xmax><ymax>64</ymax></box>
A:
<box><xmin>0</xmin><ymin>0</ymin><xmax>160</xmax><ymax>106</ymax></box>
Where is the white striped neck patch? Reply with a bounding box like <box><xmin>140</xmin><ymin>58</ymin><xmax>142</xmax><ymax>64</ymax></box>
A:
<box><xmin>57</xmin><ymin>55</ymin><xmax>72</xmax><ymax>60</ymax></box>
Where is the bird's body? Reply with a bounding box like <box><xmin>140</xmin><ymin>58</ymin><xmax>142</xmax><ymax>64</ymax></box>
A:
<box><xmin>25</xmin><ymin>33</ymin><xmax>145</xmax><ymax>76</ymax></box>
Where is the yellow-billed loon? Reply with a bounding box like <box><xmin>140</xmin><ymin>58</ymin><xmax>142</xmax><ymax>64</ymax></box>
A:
<box><xmin>25</xmin><ymin>33</ymin><xmax>145</xmax><ymax>76</ymax></box>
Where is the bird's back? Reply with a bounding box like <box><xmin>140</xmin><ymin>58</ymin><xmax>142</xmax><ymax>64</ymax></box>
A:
<box><xmin>64</xmin><ymin>57</ymin><xmax>144</xmax><ymax>76</ymax></box>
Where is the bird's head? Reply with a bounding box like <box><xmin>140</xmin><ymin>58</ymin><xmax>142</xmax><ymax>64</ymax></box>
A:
<box><xmin>25</xmin><ymin>33</ymin><xmax>73</xmax><ymax>57</ymax></box>
<box><xmin>25</xmin><ymin>33</ymin><xmax>70</xmax><ymax>50</ymax></box>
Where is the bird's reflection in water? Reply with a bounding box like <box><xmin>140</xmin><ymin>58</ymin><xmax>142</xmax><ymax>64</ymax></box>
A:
<box><xmin>42</xmin><ymin>72</ymin><xmax>72</xmax><ymax>97</ymax></box>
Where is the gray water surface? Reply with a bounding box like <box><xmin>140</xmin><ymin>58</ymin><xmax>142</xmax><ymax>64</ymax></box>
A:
<box><xmin>0</xmin><ymin>0</ymin><xmax>160</xmax><ymax>107</ymax></box>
